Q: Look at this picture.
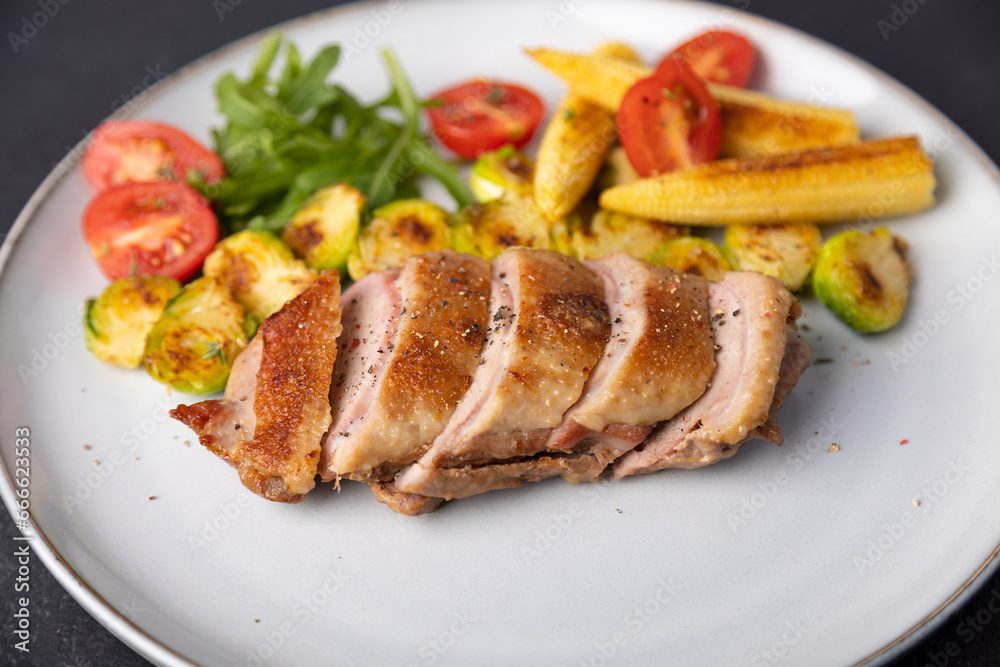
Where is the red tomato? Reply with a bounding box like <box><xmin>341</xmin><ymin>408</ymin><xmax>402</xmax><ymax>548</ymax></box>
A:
<box><xmin>82</xmin><ymin>120</ymin><xmax>226</xmax><ymax>191</ymax></box>
<box><xmin>426</xmin><ymin>80</ymin><xmax>545</xmax><ymax>158</ymax></box>
<box><xmin>82</xmin><ymin>181</ymin><xmax>219</xmax><ymax>282</ymax></box>
<box><xmin>661</xmin><ymin>30</ymin><xmax>756</xmax><ymax>88</ymax></box>
<box><xmin>617</xmin><ymin>59</ymin><xmax>722</xmax><ymax>178</ymax></box>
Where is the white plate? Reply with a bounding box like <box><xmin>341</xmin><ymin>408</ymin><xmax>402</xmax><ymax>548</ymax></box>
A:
<box><xmin>3</xmin><ymin>1</ymin><xmax>1000</xmax><ymax>665</ymax></box>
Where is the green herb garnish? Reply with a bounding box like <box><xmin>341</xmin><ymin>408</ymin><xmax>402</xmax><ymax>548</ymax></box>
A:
<box><xmin>204</xmin><ymin>34</ymin><xmax>472</xmax><ymax>233</ymax></box>
<box><xmin>201</xmin><ymin>340</ymin><xmax>229</xmax><ymax>366</ymax></box>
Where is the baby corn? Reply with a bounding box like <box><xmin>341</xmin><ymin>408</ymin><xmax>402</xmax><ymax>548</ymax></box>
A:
<box><xmin>526</xmin><ymin>48</ymin><xmax>859</xmax><ymax>157</ymax></box>
<box><xmin>534</xmin><ymin>42</ymin><xmax>640</xmax><ymax>221</ymax></box>
<box><xmin>709</xmin><ymin>83</ymin><xmax>860</xmax><ymax>157</ymax></box>
<box><xmin>599</xmin><ymin>136</ymin><xmax>935</xmax><ymax>226</ymax></box>
<box><xmin>525</xmin><ymin>47</ymin><xmax>649</xmax><ymax>112</ymax></box>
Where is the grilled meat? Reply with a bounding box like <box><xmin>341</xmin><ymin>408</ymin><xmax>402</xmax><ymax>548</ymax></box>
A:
<box><xmin>171</xmin><ymin>271</ymin><xmax>342</xmax><ymax>502</ymax></box>
<box><xmin>172</xmin><ymin>250</ymin><xmax>811</xmax><ymax>514</ymax></box>
<box><xmin>320</xmin><ymin>251</ymin><xmax>491</xmax><ymax>481</ymax></box>
<box><xmin>395</xmin><ymin>249</ymin><xmax>611</xmax><ymax>498</ymax></box>
<box><xmin>614</xmin><ymin>272</ymin><xmax>808</xmax><ymax>476</ymax></box>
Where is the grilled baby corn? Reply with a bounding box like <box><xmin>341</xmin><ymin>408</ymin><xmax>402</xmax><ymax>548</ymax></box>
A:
<box><xmin>599</xmin><ymin>136</ymin><xmax>935</xmax><ymax>226</ymax></box>
<box><xmin>534</xmin><ymin>42</ymin><xmax>640</xmax><ymax>221</ymax></box>
<box><xmin>709</xmin><ymin>84</ymin><xmax>859</xmax><ymax>157</ymax></box>
<box><xmin>526</xmin><ymin>48</ymin><xmax>859</xmax><ymax>157</ymax></box>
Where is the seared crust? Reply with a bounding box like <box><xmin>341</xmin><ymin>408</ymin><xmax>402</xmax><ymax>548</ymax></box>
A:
<box><xmin>614</xmin><ymin>272</ymin><xmax>806</xmax><ymax>477</ymax></box>
<box><xmin>558</xmin><ymin>255</ymin><xmax>715</xmax><ymax>438</ymax></box>
<box><xmin>326</xmin><ymin>251</ymin><xmax>491</xmax><ymax>478</ymax></box>
<box><xmin>612</xmin><ymin>268</ymin><xmax>713</xmax><ymax>422</ymax></box>
<box><xmin>170</xmin><ymin>399</ymin><xmax>233</xmax><ymax>458</ymax></box>
<box><xmin>173</xmin><ymin>272</ymin><xmax>342</xmax><ymax>503</ymax></box>
<box><xmin>419</xmin><ymin>249</ymin><xmax>611</xmax><ymax>470</ymax></box>
<box><xmin>243</xmin><ymin>271</ymin><xmax>342</xmax><ymax>497</ymax></box>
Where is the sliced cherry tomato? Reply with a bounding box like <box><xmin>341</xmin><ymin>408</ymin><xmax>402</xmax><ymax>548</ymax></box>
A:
<box><xmin>82</xmin><ymin>181</ymin><xmax>219</xmax><ymax>282</ymax></box>
<box><xmin>661</xmin><ymin>30</ymin><xmax>756</xmax><ymax>88</ymax></box>
<box><xmin>426</xmin><ymin>80</ymin><xmax>545</xmax><ymax>159</ymax></box>
<box><xmin>82</xmin><ymin>120</ymin><xmax>226</xmax><ymax>191</ymax></box>
<box><xmin>617</xmin><ymin>59</ymin><xmax>721</xmax><ymax>178</ymax></box>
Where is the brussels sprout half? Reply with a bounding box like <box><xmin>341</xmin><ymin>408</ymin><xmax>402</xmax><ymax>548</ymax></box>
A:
<box><xmin>725</xmin><ymin>223</ymin><xmax>822</xmax><ymax>291</ymax></box>
<box><xmin>469</xmin><ymin>145</ymin><xmax>535</xmax><ymax>203</ymax></box>
<box><xmin>282</xmin><ymin>183</ymin><xmax>365</xmax><ymax>272</ymax></box>
<box><xmin>203</xmin><ymin>229</ymin><xmax>315</xmax><ymax>324</ymax></box>
<box><xmin>570</xmin><ymin>210</ymin><xmax>687</xmax><ymax>262</ymax></box>
<box><xmin>451</xmin><ymin>194</ymin><xmax>553</xmax><ymax>259</ymax></box>
<box><xmin>346</xmin><ymin>199</ymin><xmax>452</xmax><ymax>280</ymax></box>
<box><xmin>812</xmin><ymin>228</ymin><xmax>912</xmax><ymax>333</ymax></box>
<box><xmin>144</xmin><ymin>277</ymin><xmax>252</xmax><ymax>394</ymax></box>
<box><xmin>84</xmin><ymin>275</ymin><xmax>181</xmax><ymax>369</ymax></box>
<box><xmin>648</xmin><ymin>237</ymin><xmax>731</xmax><ymax>282</ymax></box>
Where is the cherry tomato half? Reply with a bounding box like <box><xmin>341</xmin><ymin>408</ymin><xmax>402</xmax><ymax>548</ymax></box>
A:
<box><xmin>82</xmin><ymin>120</ymin><xmax>226</xmax><ymax>191</ymax></box>
<box><xmin>82</xmin><ymin>181</ymin><xmax>219</xmax><ymax>282</ymax></box>
<box><xmin>660</xmin><ymin>30</ymin><xmax>757</xmax><ymax>88</ymax></box>
<box><xmin>617</xmin><ymin>59</ymin><xmax>722</xmax><ymax>178</ymax></box>
<box><xmin>426</xmin><ymin>80</ymin><xmax>545</xmax><ymax>159</ymax></box>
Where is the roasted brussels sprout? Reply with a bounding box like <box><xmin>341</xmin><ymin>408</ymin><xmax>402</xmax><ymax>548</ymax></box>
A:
<box><xmin>812</xmin><ymin>228</ymin><xmax>912</xmax><ymax>333</ymax></box>
<box><xmin>281</xmin><ymin>183</ymin><xmax>364</xmax><ymax>271</ymax></box>
<box><xmin>648</xmin><ymin>237</ymin><xmax>731</xmax><ymax>282</ymax></box>
<box><xmin>598</xmin><ymin>146</ymin><xmax>641</xmax><ymax>190</ymax></box>
<box><xmin>569</xmin><ymin>210</ymin><xmax>687</xmax><ymax>262</ymax></box>
<box><xmin>346</xmin><ymin>199</ymin><xmax>452</xmax><ymax>280</ymax></box>
<box><xmin>452</xmin><ymin>194</ymin><xmax>553</xmax><ymax>259</ymax></box>
<box><xmin>84</xmin><ymin>275</ymin><xmax>181</xmax><ymax>368</ymax></box>
<box><xmin>469</xmin><ymin>146</ymin><xmax>535</xmax><ymax>203</ymax></box>
<box><xmin>724</xmin><ymin>223</ymin><xmax>822</xmax><ymax>291</ymax></box>
<box><xmin>144</xmin><ymin>277</ymin><xmax>252</xmax><ymax>394</ymax></box>
<box><xmin>203</xmin><ymin>229</ymin><xmax>315</xmax><ymax>323</ymax></box>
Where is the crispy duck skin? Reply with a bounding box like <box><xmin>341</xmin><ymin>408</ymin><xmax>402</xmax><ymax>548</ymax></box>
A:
<box><xmin>320</xmin><ymin>251</ymin><xmax>491</xmax><ymax>481</ymax></box>
<box><xmin>614</xmin><ymin>272</ymin><xmax>808</xmax><ymax>477</ymax></box>
<box><xmin>171</xmin><ymin>271</ymin><xmax>342</xmax><ymax>502</ymax></box>
<box><xmin>547</xmin><ymin>253</ymin><xmax>716</xmax><ymax>453</ymax></box>
<box><xmin>395</xmin><ymin>250</ymin><xmax>611</xmax><ymax>500</ymax></box>
<box><xmin>396</xmin><ymin>252</ymin><xmax>719</xmax><ymax>504</ymax></box>
<box><xmin>619</xmin><ymin>327</ymin><xmax>809</xmax><ymax>473</ymax></box>
<box><xmin>412</xmin><ymin>249</ymin><xmax>611</xmax><ymax>470</ymax></box>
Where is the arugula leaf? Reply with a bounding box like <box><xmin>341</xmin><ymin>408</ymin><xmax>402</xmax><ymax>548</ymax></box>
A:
<box><xmin>205</xmin><ymin>34</ymin><xmax>471</xmax><ymax>234</ymax></box>
<box><xmin>368</xmin><ymin>48</ymin><xmax>420</xmax><ymax>209</ymax></box>
<box><xmin>249</xmin><ymin>33</ymin><xmax>282</xmax><ymax>86</ymax></box>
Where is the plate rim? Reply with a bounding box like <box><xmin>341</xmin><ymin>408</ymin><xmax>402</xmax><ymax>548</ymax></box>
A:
<box><xmin>1</xmin><ymin>1</ymin><xmax>998</xmax><ymax>665</ymax></box>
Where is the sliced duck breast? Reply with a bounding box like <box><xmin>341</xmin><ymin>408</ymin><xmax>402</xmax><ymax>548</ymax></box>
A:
<box><xmin>369</xmin><ymin>481</ymin><xmax>444</xmax><ymax>516</ymax></box>
<box><xmin>318</xmin><ymin>269</ymin><xmax>400</xmax><ymax>481</ymax></box>
<box><xmin>395</xmin><ymin>450</ymin><xmax>619</xmax><ymax>501</ymax></box>
<box><xmin>172</xmin><ymin>271</ymin><xmax>342</xmax><ymax>502</ymax></box>
<box><xmin>321</xmin><ymin>251</ymin><xmax>491</xmax><ymax>481</ymax></box>
<box><xmin>547</xmin><ymin>253</ymin><xmax>716</xmax><ymax>454</ymax></box>
<box><xmin>395</xmin><ymin>248</ymin><xmax>610</xmax><ymax>499</ymax></box>
<box><xmin>614</xmin><ymin>271</ymin><xmax>808</xmax><ymax>477</ymax></box>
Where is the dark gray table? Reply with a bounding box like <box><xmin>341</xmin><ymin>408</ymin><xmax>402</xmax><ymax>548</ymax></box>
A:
<box><xmin>1</xmin><ymin>1</ymin><xmax>998</xmax><ymax>665</ymax></box>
